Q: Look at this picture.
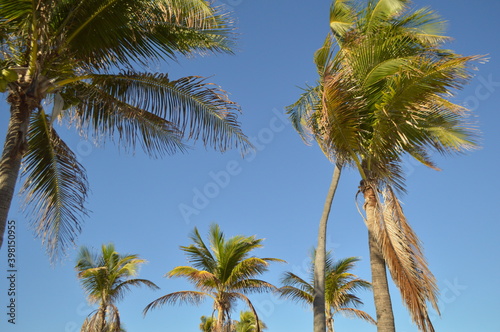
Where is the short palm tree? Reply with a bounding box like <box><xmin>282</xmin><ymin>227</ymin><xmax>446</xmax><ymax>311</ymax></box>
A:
<box><xmin>76</xmin><ymin>243</ymin><xmax>158</xmax><ymax>332</ymax></box>
<box><xmin>144</xmin><ymin>224</ymin><xmax>284</xmax><ymax>332</ymax></box>
<box><xmin>279</xmin><ymin>252</ymin><xmax>375</xmax><ymax>332</ymax></box>
<box><xmin>0</xmin><ymin>0</ymin><xmax>251</xmax><ymax>259</ymax></box>
<box><xmin>199</xmin><ymin>315</ymin><xmax>217</xmax><ymax>332</ymax></box>
<box><xmin>287</xmin><ymin>0</ymin><xmax>481</xmax><ymax>331</ymax></box>
<box><xmin>233</xmin><ymin>311</ymin><xmax>267</xmax><ymax>332</ymax></box>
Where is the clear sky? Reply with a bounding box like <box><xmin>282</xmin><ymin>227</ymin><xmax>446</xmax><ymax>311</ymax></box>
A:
<box><xmin>0</xmin><ymin>0</ymin><xmax>499</xmax><ymax>331</ymax></box>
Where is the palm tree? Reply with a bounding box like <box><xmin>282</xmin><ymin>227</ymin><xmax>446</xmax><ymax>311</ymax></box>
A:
<box><xmin>279</xmin><ymin>252</ymin><xmax>375</xmax><ymax>332</ymax></box>
<box><xmin>0</xmin><ymin>0</ymin><xmax>251</xmax><ymax>259</ymax></box>
<box><xmin>76</xmin><ymin>243</ymin><xmax>158</xmax><ymax>332</ymax></box>
<box><xmin>233</xmin><ymin>311</ymin><xmax>267</xmax><ymax>332</ymax></box>
<box><xmin>199</xmin><ymin>315</ymin><xmax>216</xmax><ymax>332</ymax></box>
<box><xmin>287</xmin><ymin>0</ymin><xmax>481</xmax><ymax>331</ymax></box>
<box><xmin>144</xmin><ymin>224</ymin><xmax>284</xmax><ymax>332</ymax></box>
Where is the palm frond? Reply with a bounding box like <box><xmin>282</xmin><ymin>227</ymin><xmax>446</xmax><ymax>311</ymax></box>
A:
<box><xmin>370</xmin><ymin>185</ymin><xmax>439</xmax><ymax>332</ymax></box>
<box><xmin>143</xmin><ymin>290</ymin><xmax>209</xmax><ymax>314</ymax></box>
<box><xmin>112</xmin><ymin>278</ymin><xmax>159</xmax><ymax>303</ymax></box>
<box><xmin>336</xmin><ymin>307</ymin><xmax>376</xmax><ymax>324</ymax></box>
<box><xmin>364</xmin><ymin>0</ymin><xmax>409</xmax><ymax>31</ymax></box>
<box><xmin>278</xmin><ymin>285</ymin><xmax>314</xmax><ymax>306</ymax></box>
<box><xmin>182</xmin><ymin>226</ymin><xmax>217</xmax><ymax>272</ymax></box>
<box><xmin>285</xmin><ymin>84</ymin><xmax>322</xmax><ymax>143</ymax></box>
<box><xmin>329</xmin><ymin>0</ymin><xmax>355</xmax><ymax>41</ymax></box>
<box><xmin>168</xmin><ymin>266</ymin><xmax>218</xmax><ymax>291</ymax></box>
<box><xmin>230</xmin><ymin>279</ymin><xmax>278</xmax><ymax>294</ymax></box>
<box><xmin>21</xmin><ymin>110</ymin><xmax>89</xmax><ymax>259</ymax></box>
<box><xmin>74</xmin><ymin>72</ymin><xmax>251</xmax><ymax>154</ymax></box>
<box><xmin>57</xmin><ymin>0</ymin><xmax>236</xmax><ymax>70</ymax></box>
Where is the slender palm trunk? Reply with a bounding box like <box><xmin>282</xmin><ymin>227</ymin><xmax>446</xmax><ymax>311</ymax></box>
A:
<box><xmin>325</xmin><ymin>310</ymin><xmax>334</xmax><ymax>332</ymax></box>
<box><xmin>362</xmin><ymin>184</ymin><xmax>395</xmax><ymax>332</ymax></box>
<box><xmin>314</xmin><ymin>165</ymin><xmax>341</xmax><ymax>332</ymax></box>
<box><xmin>0</xmin><ymin>92</ymin><xmax>31</xmax><ymax>250</ymax></box>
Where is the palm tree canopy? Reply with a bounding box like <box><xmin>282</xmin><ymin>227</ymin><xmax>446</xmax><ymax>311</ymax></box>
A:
<box><xmin>76</xmin><ymin>243</ymin><xmax>158</xmax><ymax>305</ymax></box>
<box><xmin>279</xmin><ymin>251</ymin><xmax>374</xmax><ymax>325</ymax></box>
<box><xmin>0</xmin><ymin>0</ymin><xmax>251</xmax><ymax>258</ymax></box>
<box><xmin>144</xmin><ymin>224</ymin><xmax>284</xmax><ymax>332</ymax></box>
<box><xmin>288</xmin><ymin>0</ymin><xmax>480</xmax><ymax>190</ymax></box>
<box><xmin>76</xmin><ymin>243</ymin><xmax>158</xmax><ymax>331</ymax></box>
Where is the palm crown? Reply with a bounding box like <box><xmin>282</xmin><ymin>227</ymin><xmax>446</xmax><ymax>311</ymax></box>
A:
<box><xmin>0</xmin><ymin>0</ymin><xmax>251</xmax><ymax>258</ymax></box>
<box><xmin>279</xmin><ymin>252</ymin><xmax>375</xmax><ymax>332</ymax></box>
<box><xmin>144</xmin><ymin>224</ymin><xmax>284</xmax><ymax>332</ymax></box>
<box><xmin>76</xmin><ymin>243</ymin><xmax>158</xmax><ymax>332</ymax></box>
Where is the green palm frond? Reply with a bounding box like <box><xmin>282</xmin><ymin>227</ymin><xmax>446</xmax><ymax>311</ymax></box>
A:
<box><xmin>364</xmin><ymin>0</ymin><xmax>409</xmax><ymax>31</ymax></box>
<box><xmin>65</xmin><ymin>80</ymin><xmax>187</xmax><ymax>158</ymax></box>
<box><xmin>183</xmin><ymin>226</ymin><xmax>218</xmax><ymax>271</ymax></box>
<box><xmin>0</xmin><ymin>0</ymin><xmax>32</xmax><ymax>23</ymax></box>
<box><xmin>278</xmin><ymin>281</ymin><xmax>315</xmax><ymax>306</ymax></box>
<box><xmin>231</xmin><ymin>279</ymin><xmax>278</xmax><ymax>294</ymax></box>
<box><xmin>314</xmin><ymin>35</ymin><xmax>336</xmax><ymax>76</ymax></box>
<box><xmin>54</xmin><ymin>0</ymin><xmax>235</xmax><ymax>70</ymax></box>
<box><xmin>395</xmin><ymin>7</ymin><xmax>450</xmax><ymax>45</ymax></box>
<box><xmin>112</xmin><ymin>278</ymin><xmax>159</xmax><ymax>303</ymax></box>
<box><xmin>228</xmin><ymin>257</ymin><xmax>271</xmax><ymax>283</ymax></box>
<box><xmin>169</xmin><ymin>266</ymin><xmax>218</xmax><ymax>291</ymax></box>
<box><xmin>329</xmin><ymin>0</ymin><xmax>355</xmax><ymax>41</ymax></box>
<box><xmin>285</xmin><ymin>84</ymin><xmax>322</xmax><ymax>143</ymax></box>
<box><xmin>73</xmin><ymin>72</ymin><xmax>251</xmax><ymax>152</ymax></box>
<box><xmin>143</xmin><ymin>290</ymin><xmax>209</xmax><ymax>314</ymax></box>
<box><xmin>21</xmin><ymin>110</ymin><xmax>89</xmax><ymax>258</ymax></box>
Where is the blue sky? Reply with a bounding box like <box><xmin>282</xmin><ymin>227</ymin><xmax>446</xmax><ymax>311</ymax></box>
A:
<box><xmin>1</xmin><ymin>0</ymin><xmax>499</xmax><ymax>331</ymax></box>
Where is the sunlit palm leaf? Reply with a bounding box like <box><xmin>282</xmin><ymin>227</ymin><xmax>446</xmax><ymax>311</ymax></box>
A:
<box><xmin>21</xmin><ymin>110</ymin><xmax>89</xmax><ymax>258</ymax></box>
<box><xmin>329</xmin><ymin>0</ymin><xmax>355</xmax><ymax>41</ymax></box>
<box><xmin>54</xmin><ymin>0</ymin><xmax>235</xmax><ymax>70</ymax></box>
<box><xmin>144</xmin><ymin>290</ymin><xmax>209</xmax><ymax>314</ymax></box>
<box><xmin>75</xmin><ymin>72</ymin><xmax>251</xmax><ymax>153</ymax></box>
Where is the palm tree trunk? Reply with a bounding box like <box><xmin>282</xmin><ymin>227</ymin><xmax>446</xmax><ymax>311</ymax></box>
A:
<box><xmin>99</xmin><ymin>305</ymin><xmax>107</xmax><ymax>332</ymax></box>
<box><xmin>215</xmin><ymin>305</ymin><xmax>227</xmax><ymax>332</ymax></box>
<box><xmin>0</xmin><ymin>94</ymin><xmax>31</xmax><ymax>250</ymax></box>
<box><xmin>325</xmin><ymin>310</ymin><xmax>334</xmax><ymax>332</ymax></box>
<box><xmin>362</xmin><ymin>184</ymin><xmax>395</xmax><ymax>332</ymax></box>
<box><xmin>314</xmin><ymin>165</ymin><xmax>341</xmax><ymax>332</ymax></box>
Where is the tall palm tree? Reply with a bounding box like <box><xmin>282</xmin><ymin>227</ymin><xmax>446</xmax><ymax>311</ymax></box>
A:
<box><xmin>0</xmin><ymin>0</ymin><xmax>251</xmax><ymax>259</ymax></box>
<box><xmin>144</xmin><ymin>224</ymin><xmax>284</xmax><ymax>332</ymax></box>
<box><xmin>76</xmin><ymin>243</ymin><xmax>158</xmax><ymax>332</ymax></box>
<box><xmin>233</xmin><ymin>310</ymin><xmax>267</xmax><ymax>332</ymax></box>
<box><xmin>279</xmin><ymin>252</ymin><xmax>375</xmax><ymax>332</ymax></box>
<box><xmin>287</xmin><ymin>0</ymin><xmax>481</xmax><ymax>331</ymax></box>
